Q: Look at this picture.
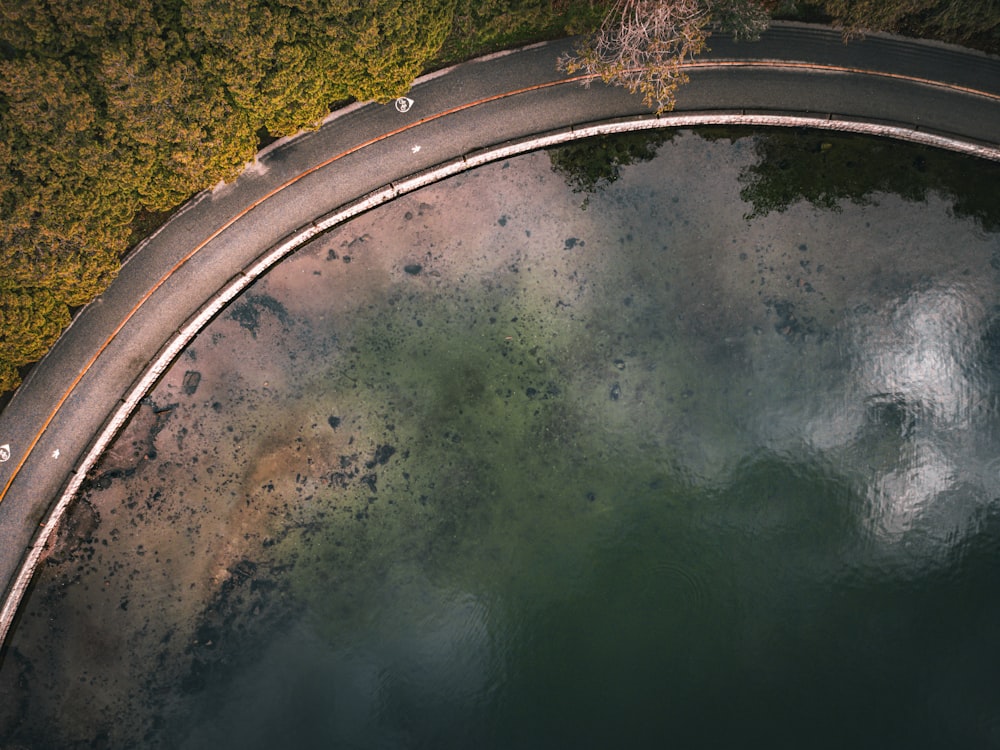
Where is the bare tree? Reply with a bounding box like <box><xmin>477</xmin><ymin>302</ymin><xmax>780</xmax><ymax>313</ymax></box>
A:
<box><xmin>560</xmin><ymin>0</ymin><xmax>771</xmax><ymax>114</ymax></box>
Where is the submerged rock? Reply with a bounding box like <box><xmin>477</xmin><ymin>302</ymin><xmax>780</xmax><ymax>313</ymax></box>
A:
<box><xmin>182</xmin><ymin>371</ymin><xmax>201</xmax><ymax>395</ymax></box>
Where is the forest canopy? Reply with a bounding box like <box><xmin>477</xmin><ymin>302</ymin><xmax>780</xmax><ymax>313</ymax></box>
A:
<box><xmin>1</xmin><ymin>0</ymin><xmax>998</xmax><ymax>394</ymax></box>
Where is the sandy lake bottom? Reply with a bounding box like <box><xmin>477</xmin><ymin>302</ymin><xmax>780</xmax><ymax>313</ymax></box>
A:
<box><xmin>2</xmin><ymin>131</ymin><xmax>1000</xmax><ymax>748</ymax></box>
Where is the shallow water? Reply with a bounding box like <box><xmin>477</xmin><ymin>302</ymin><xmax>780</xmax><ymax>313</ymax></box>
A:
<box><xmin>2</xmin><ymin>131</ymin><xmax>1000</xmax><ymax>748</ymax></box>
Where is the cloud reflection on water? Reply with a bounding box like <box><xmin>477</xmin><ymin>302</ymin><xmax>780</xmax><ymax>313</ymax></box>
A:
<box><xmin>811</xmin><ymin>281</ymin><xmax>999</xmax><ymax>551</ymax></box>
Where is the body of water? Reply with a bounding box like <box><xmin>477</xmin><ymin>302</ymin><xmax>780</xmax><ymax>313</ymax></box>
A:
<box><xmin>2</xmin><ymin>130</ymin><xmax>999</xmax><ymax>748</ymax></box>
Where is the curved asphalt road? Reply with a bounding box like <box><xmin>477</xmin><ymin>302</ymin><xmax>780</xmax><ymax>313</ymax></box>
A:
<box><xmin>1</xmin><ymin>23</ymin><xmax>999</xmax><ymax>649</ymax></box>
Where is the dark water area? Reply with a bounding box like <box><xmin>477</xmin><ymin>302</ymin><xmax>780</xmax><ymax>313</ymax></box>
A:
<box><xmin>2</xmin><ymin>131</ymin><xmax>1000</xmax><ymax>749</ymax></box>
<box><xmin>185</xmin><ymin>470</ymin><xmax>1000</xmax><ymax>749</ymax></box>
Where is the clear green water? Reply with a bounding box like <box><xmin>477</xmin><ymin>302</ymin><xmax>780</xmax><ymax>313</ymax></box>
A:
<box><xmin>3</xmin><ymin>131</ymin><xmax>1000</xmax><ymax>749</ymax></box>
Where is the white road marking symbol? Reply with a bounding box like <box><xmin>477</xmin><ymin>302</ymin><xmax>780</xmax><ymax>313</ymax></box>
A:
<box><xmin>395</xmin><ymin>97</ymin><xmax>414</xmax><ymax>113</ymax></box>
<box><xmin>0</xmin><ymin>444</ymin><xmax>9</xmax><ymax>462</ymax></box>
<box><xmin>411</xmin><ymin>145</ymin><xmax>421</xmax><ymax>153</ymax></box>
<box><xmin>52</xmin><ymin>449</ymin><xmax>60</xmax><ymax>459</ymax></box>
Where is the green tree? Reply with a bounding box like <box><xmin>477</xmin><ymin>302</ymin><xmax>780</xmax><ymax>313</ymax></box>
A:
<box><xmin>815</xmin><ymin>0</ymin><xmax>1000</xmax><ymax>48</ymax></box>
<box><xmin>0</xmin><ymin>286</ymin><xmax>72</xmax><ymax>392</ymax></box>
<box><xmin>324</xmin><ymin>0</ymin><xmax>458</xmax><ymax>103</ymax></box>
<box><xmin>708</xmin><ymin>0</ymin><xmax>777</xmax><ymax>38</ymax></box>
<box><xmin>818</xmin><ymin>0</ymin><xmax>936</xmax><ymax>35</ymax></box>
<box><xmin>447</xmin><ymin>0</ymin><xmax>606</xmax><ymax>58</ymax></box>
<box><xmin>98</xmin><ymin>30</ymin><xmax>257</xmax><ymax>211</ymax></box>
<box><xmin>184</xmin><ymin>0</ymin><xmax>459</xmax><ymax>135</ymax></box>
<box><xmin>182</xmin><ymin>0</ymin><xmax>338</xmax><ymax>137</ymax></box>
<box><xmin>0</xmin><ymin>53</ymin><xmax>127</xmax><ymax>391</ymax></box>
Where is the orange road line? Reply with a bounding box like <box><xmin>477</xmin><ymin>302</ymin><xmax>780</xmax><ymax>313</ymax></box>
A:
<box><xmin>1</xmin><ymin>58</ymin><xmax>997</xmax><ymax>508</ymax></box>
<box><xmin>685</xmin><ymin>59</ymin><xmax>1000</xmax><ymax>103</ymax></box>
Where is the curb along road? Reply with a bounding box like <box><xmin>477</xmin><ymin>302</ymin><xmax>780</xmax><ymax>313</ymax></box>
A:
<box><xmin>1</xmin><ymin>23</ymin><xmax>999</xmax><ymax>650</ymax></box>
